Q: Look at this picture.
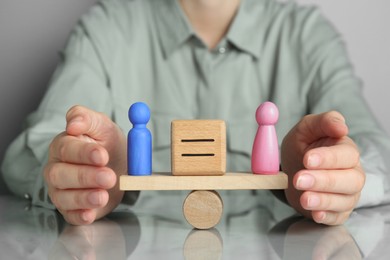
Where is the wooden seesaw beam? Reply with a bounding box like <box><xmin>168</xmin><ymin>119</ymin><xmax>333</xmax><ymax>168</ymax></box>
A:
<box><xmin>119</xmin><ymin>172</ymin><xmax>288</xmax><ymax>191</ymax></box>
<box><xmin>119</xmin><ymin>172</ymin><xmax>288</xmax><ymax>229</ymax></box>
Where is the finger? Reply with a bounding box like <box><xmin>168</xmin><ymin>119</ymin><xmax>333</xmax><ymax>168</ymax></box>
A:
<box><xmin>300</xmin><ymin>191</ymin><xmax>360</xmax><ymax>213</ymax></box>
<box><xmin>66</xmin><ymin>105</ymin><xmax>115</xmax><ymax>141</ymax></box>
<box><xmin>296</xmin><ymin>111</ymin><xmax>348</xmax><ymax>144</ymax></box>
<box><xmin>294</xmin><ymin>169</ymin><xmax>365</xmax><ymax>194</ymax></box>
<box><xmin>45</xmin><ymin>163</ymin><xmax>116</xmax><ymax>190</ymax></box>
<box><xmin>50</xmin><ymin>135</ymin><xmax>108</xmax><ymax>166</ymax></box>
<box><xmin>53</xmin><ymin>189</ymin><xmax>109</xmax><ymax>211</ymax></box>
<box><xmin>61</xmin><ymin>209</ymin><xmax>97</xmax><ymax>225</ymax></box>
<box><xmin>303</xmin><ymin>138</ymin><xmax>360</xmax><ymax>170</ymax></box>
<box><xmin>311</xmin><ymin>210</ymin><xmax>351</xmax><ymax>225</ymax></box>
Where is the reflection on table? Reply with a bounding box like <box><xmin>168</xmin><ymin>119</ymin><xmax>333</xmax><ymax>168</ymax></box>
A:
<box><xmin>1</xmin><ymin>190</ymin><xmax>389</xmax><ymax>259</ymax></box>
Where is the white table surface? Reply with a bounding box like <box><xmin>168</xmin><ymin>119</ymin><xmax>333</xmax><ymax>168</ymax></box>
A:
<box><xmin>1</xmin><ymin>189</ymin><xmax>389</xmax><ymax>259</ymax></box>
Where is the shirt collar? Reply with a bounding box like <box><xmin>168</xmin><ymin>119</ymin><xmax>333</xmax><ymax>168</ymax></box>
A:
<box><xmin>226</xmin><ymin>0</ymin><xmax>267</xmax><ymax>59</ymax></box>
<box><xmin>154</xmin><ymin>0</ymin><xmax>267</xmax><ymax>59</ymax></box>
<box><xmin>154</xmin><ymin>0</ymin><xmax>194</xmax><ymax>59</ymax></box>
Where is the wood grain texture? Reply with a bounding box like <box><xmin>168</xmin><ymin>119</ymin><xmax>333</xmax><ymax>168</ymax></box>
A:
<box><xmin>183</xmin><ymin>190</ymin><xmax>223</xmax><ymax>230</ymax></box>
<box><xmin>119</xmin><ymin>172</ymin><xmax>288</xmax><ymax>191</ymax></box>
<box><xmin>171</xmin><ymin>120</ymin><xmax>226</xmax><ymax>176</ymax></box>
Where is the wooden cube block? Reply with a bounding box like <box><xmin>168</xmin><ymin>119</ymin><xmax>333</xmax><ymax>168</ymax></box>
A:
<box><xmin>171</xmin><ymin>120</ymin><xmax>226</xmax><ymax>176</ymax></box>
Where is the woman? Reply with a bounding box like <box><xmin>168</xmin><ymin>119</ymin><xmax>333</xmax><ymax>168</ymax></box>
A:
<box><xmin>3</xmin><ymin>0</ymin><xmax>388</xmax><ymax>226</ymax></box>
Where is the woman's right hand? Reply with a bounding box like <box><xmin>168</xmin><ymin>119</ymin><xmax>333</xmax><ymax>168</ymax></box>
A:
<box><xmin>44</xmin><ymin>105</ymin><xmax>127</xmax><ymax>225</ymax></box>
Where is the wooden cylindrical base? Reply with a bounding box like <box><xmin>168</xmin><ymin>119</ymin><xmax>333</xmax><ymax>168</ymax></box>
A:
<box><xmin>183</xmin><ymin>190</ymin><xmax>223</xmax><ymax>230</ymax></box>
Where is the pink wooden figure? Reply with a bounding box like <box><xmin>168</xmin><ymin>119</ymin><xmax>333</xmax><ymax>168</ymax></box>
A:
<box><xmin>251</xmin><ymin>101</ymin><xmax>279</xmax><ymax>175</ymax></box>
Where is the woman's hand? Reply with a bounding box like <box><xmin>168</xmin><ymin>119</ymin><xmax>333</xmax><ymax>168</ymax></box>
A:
<box><xmin>281</xmin><ymin>111</ymin><xmax>365</xmax><ymax>225</ymax></box>
<box><xmin>44</xmin><ymin>105</ymin><xmax>127</xmax><ymax>225</ymax></box>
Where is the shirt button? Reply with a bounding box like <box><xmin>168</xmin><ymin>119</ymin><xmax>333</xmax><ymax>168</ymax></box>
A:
<box><xmin>24</xmin><ymin>193</ymin><xmax>31</xmax><ymax>200</ymax></box>
<box><xmin>218</xmin><ymin>47</ymin><xmax>226</xmax><ymax>54</ymax></box>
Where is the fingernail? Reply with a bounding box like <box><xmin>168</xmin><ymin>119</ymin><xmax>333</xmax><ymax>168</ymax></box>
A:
<box><xmin>69</xmin><ymin>116</ymin><xmax>83</xmax><ymax>125</ymax></box>
<box><xmin>81</xmin><ymin>211</ymin><xmax>91</xmax><ymax>222</ymax></box>
<box><xmin>308</xmin><ymin>154</ymin><xmax>321</xmax><ymax>168</ymax></box>
<box><xmin>96</xmin><ymin>171</ymin><xmax>112</xmax><ymax>187</ymax></box>
<box><xmin>317</xmin><ymin>211</ymin><xmax>326</xmax><ymax>223</ymax></box>
<box><xmin>90</xmin><ymin>149</ymin><xmax>101</xmax><ymax>164</ymax></box>
<box><xmin>296</xmin><ymin>174</ymin><xmax>314</xmax><ymax>189</ymax></box>
<box><xmin>332</xmin><ymin>116</ymin><xmax>345</xmax><ymax>124</ymax></box>
<box><xmin>88</xmin><ymin>191</ymin><xmax>102</xmax><ymax>206</ymax></box>
<box><xmin>307</xmin><ymin>195</ymin><xmax>320</xmax><ymax>208</ymax></box>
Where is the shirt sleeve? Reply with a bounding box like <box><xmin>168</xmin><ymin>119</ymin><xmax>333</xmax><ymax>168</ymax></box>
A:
<box><xmin>1</xmin><ymin>4</ymin><xmax>115</xmax><ymax>209</ymax></box>
<box><xmin>301</xmin><ymin>9</ymin><xmax>390</xmax><ymax>208</ymax></box>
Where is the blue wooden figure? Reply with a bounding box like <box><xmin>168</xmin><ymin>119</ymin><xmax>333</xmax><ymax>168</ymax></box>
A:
<box><xmin>128</xmin><ymin>102</ymin><xmax>152</xmax><ymax>175</ymax></box>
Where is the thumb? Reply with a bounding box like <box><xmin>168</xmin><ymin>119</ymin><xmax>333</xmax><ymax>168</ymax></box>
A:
<box><xmin>66</xmin><ymin>105</ymin><xmax>116</xmax><ymax>142</ymax></box>
<box><xmin>295</xmin><ymin>111</ymin><xmax>349</xmax><ymax>144</ymax></box>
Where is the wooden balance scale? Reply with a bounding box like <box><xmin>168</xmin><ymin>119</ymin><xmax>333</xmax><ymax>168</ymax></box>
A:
<box><xmin>121</xmin><ymin>119</ymin><xmax>288</xmax><ymax>229</ymax></box>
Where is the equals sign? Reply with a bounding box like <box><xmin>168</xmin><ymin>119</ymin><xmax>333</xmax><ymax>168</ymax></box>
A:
<box><xmin>181</xmin><ymin>139</ymin><xmax>215</xmax><ymax>157</ymax></box>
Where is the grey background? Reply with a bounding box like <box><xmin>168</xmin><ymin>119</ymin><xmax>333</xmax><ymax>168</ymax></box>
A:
<box><xmin>0</xmin><ymin>0</ymin><xmax>97</xmax><ymax>194</ymax></box>
<box><xmin>1</xmin><ymin>0</ymin><xmax>389</xmax><ymax>194</ymax></box>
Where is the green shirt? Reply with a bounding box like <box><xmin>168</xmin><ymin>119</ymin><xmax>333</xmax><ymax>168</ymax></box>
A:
<box><xmin>2</xmin><ymin>0</ymin><xmax>390</xmax><ymax>209</ymax></box>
